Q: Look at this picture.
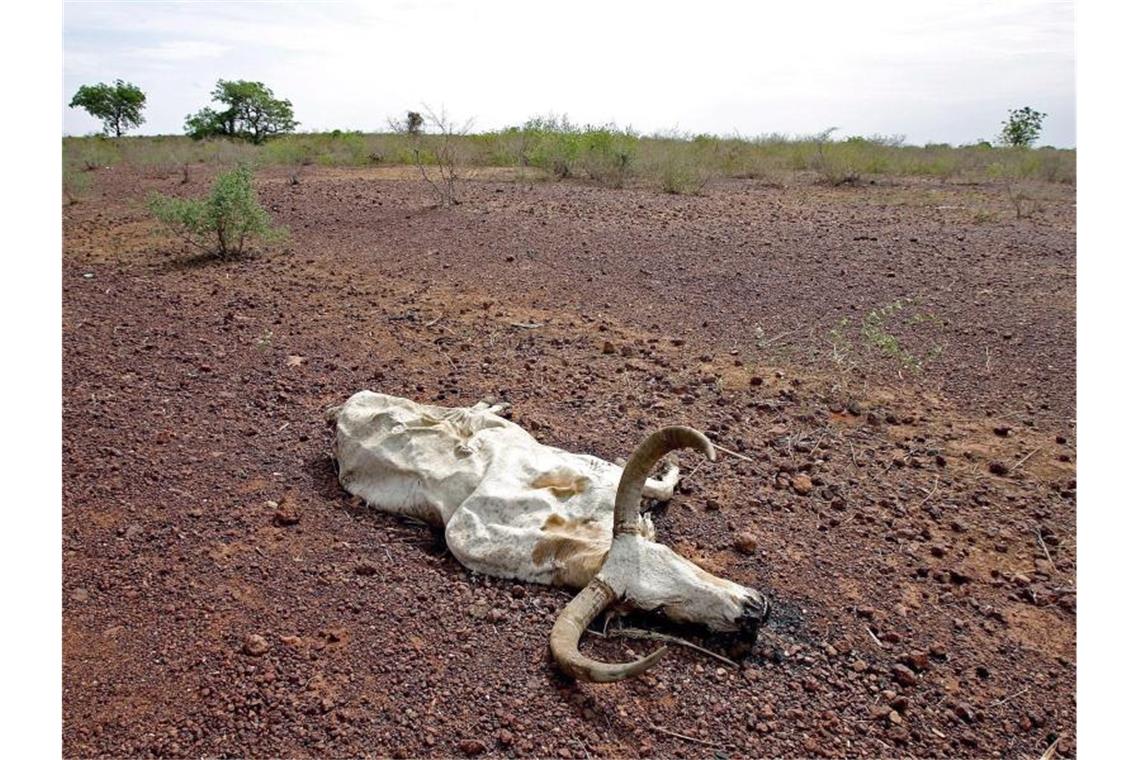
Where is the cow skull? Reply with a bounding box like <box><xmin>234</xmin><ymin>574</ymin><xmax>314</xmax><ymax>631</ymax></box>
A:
<box><xmin>330</xmin><ymin>391</ymin><xmax>767</xmax><ymax>682</ymax></box>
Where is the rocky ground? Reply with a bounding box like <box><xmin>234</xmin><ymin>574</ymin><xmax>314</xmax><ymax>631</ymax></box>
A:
<box><xmin>63</xmin><ymin>165</ymin><xmax>1075</xmax><ymax>758</ymax></box>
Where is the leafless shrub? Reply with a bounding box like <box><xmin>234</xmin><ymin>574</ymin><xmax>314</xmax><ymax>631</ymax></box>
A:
<box><xmin>393</xmin><ymin>105</ymin><xmax>473</xmax><ymax>206</ymax></box>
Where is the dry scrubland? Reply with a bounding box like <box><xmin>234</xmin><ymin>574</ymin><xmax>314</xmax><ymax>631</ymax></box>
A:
<box><xmin>63</xmin><ymin>126</ymin><xmax>1074</xmax><ymax>198</ymax></box>
<box><xmin>62</xmin><ymin>136</ymin><xmax>1075</xmax><ymax>759</ymax></box>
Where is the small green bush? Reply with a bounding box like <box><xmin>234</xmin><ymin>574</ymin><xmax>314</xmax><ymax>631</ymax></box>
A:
<box><xmin>576</xmin><ymin>128</ymin><xmax>636</xmax><ymax>188</ymax></box>
<box><xmin>148</xmin><ymin>164</ymin><xmax>287</xmax><ymax>258</ymax></box>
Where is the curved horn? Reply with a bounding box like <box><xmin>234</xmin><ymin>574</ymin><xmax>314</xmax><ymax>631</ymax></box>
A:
<box><xmin>613</xmin><ymin>426</ymin><xmax>715</xmax><ymax>537</ymax></box>
<box><xmin>549</xmin><ymin>577</ymin><xmax>667</xmax><ymax>682</ymax></box>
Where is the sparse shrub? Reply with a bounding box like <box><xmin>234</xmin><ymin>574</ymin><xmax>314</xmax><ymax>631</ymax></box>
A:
<box><xmin>808</xmin><ymin>128</ymin><xmax>860</xmax><ymax>185</ymax></box>
<box><xmin>262</xmin><ymin>138</ymin><xmax>315</xmax><ymax>183</ymax></box>
<box><xmin>643</xmin><ymin>141</ymin><xmax>712</xmax><ymax>195</ymax></box>
<box><xmin>405</xmin><ymin>111</ymin><xmax>424</xmax><ymax>136</ymax></box>
<box><xmin>62</xmin><ymin>165</ymin><xmax>91</xmax><ymax>205</ymax></box>
<box><xmin>409</xmin><ymin>106</ymin><xmax>473</xmax><ymax>206</ymax></box>
<box><xmin>68</xmin><ymin>135</ymin><xmax>120</xmax><ymax>171</ymax></box>
<box><xmin>578</xmin><ymin>127</ymin><xmax>637</xmax><ymax>188</ymax></box>
<box><xmin>148</xmin><ymin>164</ymin><xmax>287</xmax><ymax>258</ymax></box>
<box><xmin>1004</xmin><ymin>182</ymin><xmax>1043</xmax><ymax>219</ymax></box>
<box><xmin>521</xmin><ymin>115</ymin><xmax>582</xmax><ymax>178</ymax></box>
<box><xmin>63</xmin><ymin>117</ymin><xmax>1075</xmax><ymax>189</ymax></box>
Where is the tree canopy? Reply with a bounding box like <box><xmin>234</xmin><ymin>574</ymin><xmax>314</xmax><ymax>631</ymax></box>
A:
<box><xmin>69</xmin><ymin>80</ymin><xmax>147</xmax><ymax>137</ymax></box>
<box><xmin>185</xmin><ymin>80</ymin><xmax>298</xmax><ymax>143</ymax></box>
<box><xmin>999</xmin><ymin>107</ymin><xmax>1047</xmax><ymax>148</ymax></box>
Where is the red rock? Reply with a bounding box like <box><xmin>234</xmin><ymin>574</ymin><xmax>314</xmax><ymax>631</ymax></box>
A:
<box><xmin>242</xmin><ymin>634</ymin><xmax>270</xmax><ymax>656</ymax></box>
<box><xmin>733</xmin><ymin>531</ymin><xmax>759</xmax><ymax>555</ymax></box>
<box><xmin>891</xmin><ymin>663</ymin><xmax>917</xmax><ymax>686</ymax></box>
<box><xmin>792</xmin><ymin>474</ymin><xmax>813</xmax><ymax>495</ymax></box>
<box><xmin>458</xmin><ymin>739</ymin><xmax>487</xmax><ymax>756</ymax></box>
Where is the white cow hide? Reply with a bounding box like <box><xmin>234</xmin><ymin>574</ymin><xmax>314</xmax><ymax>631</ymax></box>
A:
<box><xmin>330</xmin><ymin>391</ymin><xmax>764</xmax><ymax>637</ymax></box>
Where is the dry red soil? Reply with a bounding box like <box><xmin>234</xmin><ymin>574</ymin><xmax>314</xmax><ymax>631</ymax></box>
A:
<box><xmin>63</xmin><ymin>165</ymin><xmax>1075</xmax><ymax>758</ymax></box>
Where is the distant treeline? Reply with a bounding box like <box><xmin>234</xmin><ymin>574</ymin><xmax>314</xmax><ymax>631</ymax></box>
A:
<box><xmin>63</xmin><ymin>120</ymin><xmax>1075</xmax><ymax>194</ymax></box>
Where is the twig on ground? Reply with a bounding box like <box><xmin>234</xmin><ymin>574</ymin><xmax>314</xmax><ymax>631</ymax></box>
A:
<box><xmin>1039</xmin><ymin>735</ymin><xmax>1061</xmax><ymax>760</ymax></box>
<box><xmin>1010</xmin><ymin>446</ymin><xmax>1044</xmax><ymax>473</ymax></box>
<box><xmin>989</xmin><ymin>687</ymin><xmax>1030</xmax><ymax>708</ymax></box>
<box><xmin>1035</xmin><ymin>528</ymin><xmax>1058</xmax><ymax>573</ymax></box>
<box><xmin>589</xmin><ymin>627</ymin><xmax>738</xmax><ymax>668</ymax></box>
<box><xmin>918</xmin><ymin>477</ymin><xmax>940</xmax><ymax>506</ymax></box>
<box><xmin>711</xmin><ymin>442</ymin><xmax>753</xmax><ymax>462</ymax></box>
<box><xmin>648</xmin><ymin>725</ymin><xmax>733</xmax><ymax>750</ymax></box>
<box><xmin>509</xmin><ymin>321</ymin><xmax>544</xmax><ymax>329</ymax></box>
<box><xmin>756</xmin><ymin>328</ymin><xmax>800</xmax><ymax>349</ymax></box>
<box><xmin>866</xmin><ymin>626</ymin><xmax>884</xmax><ymax>649</ymax></box>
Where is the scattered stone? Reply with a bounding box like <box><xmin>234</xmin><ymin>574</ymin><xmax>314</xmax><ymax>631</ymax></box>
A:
<box><xmin>71</xmin><ymin>588</ymin><xmax>90</xmax><ymax>603</ymax></box>
<box><xmin>792</xmin><ymin>474</ymin><xmax>813</xmax><ymax>495</ymax></box>
<box><xmin>948</xmin><ymin>567</ymin><xmax>973</xmax><ymax>585</ymax></box>
<box><xmin>458</xmin><ymin>739</ymin><xmax>487</xmax><ymax>756</ymax></box>
<box><xmin>243</xmin><ymin>634</ymin><xmax>271</xmax><ymax>656</ymax></box>
<box><xmin>900</xmin><ymin>652</ymin><xmax>930</xmax><ymax>672</ymax></box>
<box><xmin>602</xmin><ymin>340</ymin><xmax>615</xmax><ymax>355</ymax></box>
<box><xmin>993</xmin><ymin>426</ymin><xmax>1011</xmax><ymax>437</ymax></box>
<box><xmin>749</xmin><ymin>375</ymin><xmax>764</xmax><ymax>387</ymax></box>
<box><xmin>988</xmin><ymin>461</ymin><xmax>1010</xmax><ymax>476</ymax></box>
<box><xmin>732</xmin><ymin>531</ymin><xmax>758</xmax><ymax>555</ymax></box>
<box><xmin>354</xmin><ymin>561</ymin><xmax>379</xmax><ymax>576</ymax></box>
<box><xmin>272</xmin><ymin>499</ymin><xmax>300</xmax><ymax>526</ymax></box>
<box><xmin>892</xmin><ymin>663</ymin><xmax>918</xmax><ymax>686</ymax></box>
<box><xmin>953</xmin><ymin>701</ymin><xmax>976</xmax><ymax>723</ymax></box>
<box><xmin>852</xmin><ymin>659</ymin><xmax>868</xmax><ymax>673</ymax></box>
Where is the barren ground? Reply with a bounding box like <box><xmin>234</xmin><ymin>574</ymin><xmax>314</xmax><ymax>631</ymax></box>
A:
<box><xmin>63</xmin><ymin>165</ymin><xmax>1076</xmax><ymax>758</ymax></box>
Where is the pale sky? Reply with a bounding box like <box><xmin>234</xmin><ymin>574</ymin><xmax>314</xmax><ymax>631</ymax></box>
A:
<box><xmin>62</xmin><ymin>0</ymin><xmax>1075</xmax><ymax>147</ymax></box>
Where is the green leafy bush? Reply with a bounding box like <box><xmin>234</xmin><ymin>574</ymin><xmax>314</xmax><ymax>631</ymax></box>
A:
<box><xmin>578</xmin><ymin>128</ymin><xmax>637</xmax><ymax>188</ymax></box>
<box><xmin>148</xmin><ymin>164</ymin><xmax>287</xmax><ymax>258</ymax></box>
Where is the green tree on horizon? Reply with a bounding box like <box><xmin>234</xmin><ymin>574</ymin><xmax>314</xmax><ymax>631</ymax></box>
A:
<box><xmin>69</xmin><ymin>80</ymin><xmax>147</xmax><ymax>137</ymax></box>
<box><xmin>185</xmin><ymin>80</ymin><xmax>298</xmax><ymax>144</ymax></box>
<box><xmin>1000</xmin><ymin>107</ymin><xmax>1047</xmax><ymax>147</ymax></box>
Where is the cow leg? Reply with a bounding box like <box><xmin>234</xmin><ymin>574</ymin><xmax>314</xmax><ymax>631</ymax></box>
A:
<box><xmin>641</xmin><ymin>462</ymin><xmax>681</xmax><ymax>502</ymax></box>
<box><xmin>470</xmin><ymin>398</ymin><xmax>511</xmax><ymax>415</ymax></box>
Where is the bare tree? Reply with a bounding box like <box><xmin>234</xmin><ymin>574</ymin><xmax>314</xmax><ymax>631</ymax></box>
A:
<box><xmin>410</xmin><ymin>105</ymin><xmax>474</xmax><ymax>206</ymax></box>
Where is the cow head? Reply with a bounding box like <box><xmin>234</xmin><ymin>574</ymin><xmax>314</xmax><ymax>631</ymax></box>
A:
<box><xmin>549</xmin><ymin>427</ymin><xmax>768</xmax><ymax>682</ymax></box>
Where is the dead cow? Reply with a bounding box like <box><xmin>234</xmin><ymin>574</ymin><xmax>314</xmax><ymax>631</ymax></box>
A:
<box><xmin>329</xmin><ymin>391</ymin><xmax>767</xmax><ymax>681</ymax></box>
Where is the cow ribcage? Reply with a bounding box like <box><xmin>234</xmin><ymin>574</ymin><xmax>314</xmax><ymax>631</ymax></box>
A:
<box><xmin>332</xmin><ymin>392</ymin><xmax>678</xmax><ymax>589</ymax></box>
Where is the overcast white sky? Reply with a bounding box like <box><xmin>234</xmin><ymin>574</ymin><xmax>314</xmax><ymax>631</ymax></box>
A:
<box><xmin>62</xmin><ymin>0</ymin><xmax>1075</xmax><ymax>147</ymax></box>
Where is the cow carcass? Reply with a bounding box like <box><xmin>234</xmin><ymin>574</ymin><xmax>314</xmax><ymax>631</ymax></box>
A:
<box><xmin>329</xmin><ymin>391</ymin><xmax>767</xmax><ymax>681</ymax></box>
